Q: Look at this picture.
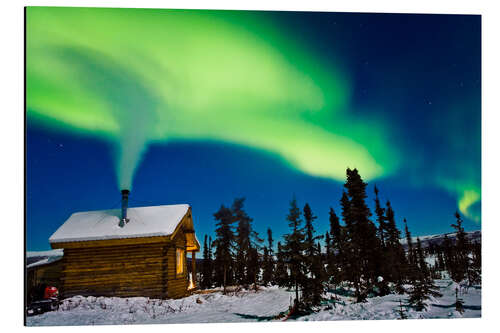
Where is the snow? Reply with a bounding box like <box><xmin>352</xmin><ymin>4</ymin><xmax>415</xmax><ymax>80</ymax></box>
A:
<box><xmin>425</xmin><ymin>254</ymin><xmax>437</xmax><ymax>266</ymax></box>
<box><xmin>399</xmin><ymin>230</ymin><xmax>481</xmax><ymax>246</ymax></box>
<box><xmin>26</xmin><ymin>249</ymin><xmax>64</xmax><ymax>268</ymax></box>
<box><xmin>49</xmin><ymin>204</ymin><xmax>190</xmax><ymax>244</ymax></box>
<box><xmin>305</xmin><ymin>279</ymin><xmax>480</xmax><ymax>321</ymax></box>
<box><xmin>27</xmin><ymin>249</ymin><xmax>64</xmax><ymax>258</ymax></box>
<box><xmin>27</xmin><ymin>258</ymin><xmax>50</xmax><ymax>268</ymax></box>
<box><xmin>26</xmin><ymin>278</ymin><xmax>480</xmax><ymax>326</ymax></box>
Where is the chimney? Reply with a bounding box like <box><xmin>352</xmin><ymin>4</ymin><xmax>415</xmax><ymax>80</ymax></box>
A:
<box><xmin>120</xmin><ymin>189</ymin><xmax>130</xmax><ymax>226</ymax></box>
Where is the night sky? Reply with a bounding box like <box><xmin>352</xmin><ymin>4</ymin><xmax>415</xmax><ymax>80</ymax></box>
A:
<box><xmin>26</xmin><ymin>8</ymin><xmax>481</xmax><ymax>251</ymax></box>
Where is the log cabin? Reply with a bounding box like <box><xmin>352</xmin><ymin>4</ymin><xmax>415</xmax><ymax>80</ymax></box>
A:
<box><xmin>49</xmin><ymin>190</ymin><xmax>200</xmax><ymax>299</ymax></box>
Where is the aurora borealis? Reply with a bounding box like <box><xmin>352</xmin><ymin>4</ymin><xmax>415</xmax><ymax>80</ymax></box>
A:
<box><xmin>26</xmin><ymin>7</ymin><xmax>481</xmax><ymax>251</ymax></box>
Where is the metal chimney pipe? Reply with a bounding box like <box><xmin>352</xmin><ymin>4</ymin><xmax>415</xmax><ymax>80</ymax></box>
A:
<box><xmin>121</xmin><ymin>189</ymin><xmax>130</xmax><ymax>225</ymax></box>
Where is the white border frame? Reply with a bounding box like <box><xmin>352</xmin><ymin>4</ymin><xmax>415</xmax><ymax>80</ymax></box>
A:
<box><xmin>2</xmin><ymin>1</ymin><xmax>499</xmax><ymax>332</ymax></box>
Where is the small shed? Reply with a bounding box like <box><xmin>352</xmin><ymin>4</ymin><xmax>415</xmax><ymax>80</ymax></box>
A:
<box><xmin>26</xmin><ymin>249</ymin><xmax>64</xmax><ymax>303</ymax></box>
<box><xmin>49</xmin><ymin>199</ymin><xmax>200</xmax><ymax>299</ymax></box>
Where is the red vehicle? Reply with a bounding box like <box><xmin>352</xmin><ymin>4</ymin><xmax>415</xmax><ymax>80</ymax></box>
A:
<box><xmin>27</xmin><ymin>285</ymin><xmax>60</xmax><ymax>316</ymax></box>
<box><xmin>43</xmin><ymin>286</ymin><xmax>59</xmax><ymax>299</ymax></box>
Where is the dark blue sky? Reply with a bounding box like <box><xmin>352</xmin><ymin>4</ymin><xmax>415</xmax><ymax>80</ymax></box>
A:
<box><xmin>26</xmin><ymin>11</ymin><xmax>481</xmax><ymax>251</ymax></box>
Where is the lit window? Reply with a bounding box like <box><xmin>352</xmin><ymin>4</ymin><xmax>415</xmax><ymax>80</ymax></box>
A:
<box><xmin>176</xmin><ymin>248</ymin><xmax>185</xmax><ymax>275</ymax></box>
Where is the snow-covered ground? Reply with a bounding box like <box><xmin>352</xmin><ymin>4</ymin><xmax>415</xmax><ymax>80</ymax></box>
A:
<box><xmin>26</xmin><ymin>278</ymin><xmax>480</xmax><ymax>326</ymax></box>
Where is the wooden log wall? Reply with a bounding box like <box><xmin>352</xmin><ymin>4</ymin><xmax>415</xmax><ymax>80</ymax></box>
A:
<box><xmin>166</xmin><ymin>231</ymin><xmax>188</xmax><ymax>299</ymax></box>
<box><xmin>60</xmin><ymin>232</ymin><xmax>190</xmax><ymax>299</ymax></box>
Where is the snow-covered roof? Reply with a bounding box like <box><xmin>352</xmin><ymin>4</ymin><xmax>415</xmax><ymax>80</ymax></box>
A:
<box><xmin>27</xmin><ymin>249</ymin><xmax>64</xmax><ymax>268</ymax></box>
<box><xmin>49</xmin><ymin>204</ymin><xmax>190</xmax><ymax>244</ymax></box>
<box><xmin>27</xmin><ymin>249</ymin><xmax>64</xmax><ymax>258</ymax></box>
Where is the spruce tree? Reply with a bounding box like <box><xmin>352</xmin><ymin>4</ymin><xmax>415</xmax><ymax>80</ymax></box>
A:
<box><xmin>207</xmin><ymin>236</ymin><xmax>214</xmax><ymax>287</ymax></box>
<box><xmin>383</xmin><ymin>201</ymin><xmax>406</xmax><ymax>292</ymax></box>
<box><xmin>450</xmin><ymin>211</ymin><xmax>470</xmax><ymax>283</ymax></box>
<box><xmin>373</xmin><ymin>187</ymin><xmax>388</xmax><ymax>287</ymax></box>
<box><xmin>328</xmin><ymin>207</ymin><xmax>345</xmax><ymax>286</ymax></box>
<box><xmin>324</xmin><ymin>231</ymin><xmax>332</xmax><ymax>279</ymax></box>
<box><xmin>407</xmin><ymin>279</ymin><xmax>427</xmax><ymax>311</ymax></box>
<box><xmin>341</xmin><ymin>168</ymin><xmax>381</xmax><ymax>301</ymax></box>
<box><xmin>233</xmin><ymin>198</ymin><xmax>252</xmax><ymax>286</ymax></box>
<box><xmin>374</xmin><ymin>185</ymin><xmax>387</xmax><ymax>248</ymax></box>
<box><xmin>247</xmin><ymin>246</ymin><xmax>261</xmax><ymax>290</ymax></box>
<box><xmin>408</xmin><ymin>238</ymin><xmax>442</xmax><ymax>311</ymax></box>
<box><xmin>303</xmin><ymin>203</ymin><xmax>319</xmax><ymax>258</ymax></box>
<box><xmin>262</xmin><ymin>247</ymin><xmax>271</xmax><ymax>286</ymax></box>
<box><xmin>213</xmin><ymin>205</ymin><xmax>236</xmax><ymax>294</ymax></box>
<box><xmin>470</xmin><ymin>241</ymin><xmax>481</xmax><ymax>284</ymax></box>
<box><xmin>416</xmin><ymin>238</ymin><xmax>430</xmax><ymax>279</ymax></box>
<box><xmin>248</xmin><ymin>230</ymin><xmax>263</xmax><ymax>287</ymax></box>
<box><xmin>262</xmin><ymin>228</ymin><xmax>275</xmax><ymax>285</ymax></box>
<box><xmin>267</xmin><ymin>228</ymin><xmax>274</xmax><ymax>253</ymax></box>
<box><xmin>404</xmin><ymin>219</ymin><xmax>417</xmax><ymax>281</ymax></box>
<box><xmin>442</xmin><ymin>234</ymin><xmax>455</xmax><ymax>276</ymax></box>
<box><xmin>302</xmin><ymin>203</ymin><xmax>324</xmax><ymax>306</ymax></box>
<box><xmin>282</xmin><ymin>198</ymin><xmax>307</xmax><ymax>307</ymax></box>
<box><xmin>340</xmin><ymin>190</ymin><xmax>359</xmax><ymax>297</ymax></box>
<box><xmin>201</xmin><ymin>235</ymin><xmax>213</xmax><ymax>289</ymax></box>
<box><xmin>275</xmin><ymin>241</ymin><xmax>288</xmax><ymax>287</ymax></box>
<box><xmin>312</xmin><ymin>241</ymin><xmax>327</xmax><ymax>304</ymax></box>
<box><xmin>437</xmin><ymin>251</ymin><xmax>445</xmax><ymax>272</ymax></box>
<box><xmin>231</xmin><ymin>197</ymin><xmax>263</xmax><ymax>287</ymax></box>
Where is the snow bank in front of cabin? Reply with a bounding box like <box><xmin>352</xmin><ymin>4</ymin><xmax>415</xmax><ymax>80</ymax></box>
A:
<box><xmin>26</xmin><ymin>278</ymin><xmax>481</xmax><ymax>326</ymax></box>
<box><xmin>49</xmin><ymin>204</ymin><xmax>190</xmax><ymax>244</ymax></box>
<box><xmin>26</xmin><ymin>286</ymin><xmax>292</xmax><ymax>326</ymax></box>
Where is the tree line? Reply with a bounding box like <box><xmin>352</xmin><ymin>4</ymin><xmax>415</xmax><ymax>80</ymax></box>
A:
<box><xmin>199</xmin><ymin>168</ymin><xmax>481</xmax><ymax>314</ymax></box>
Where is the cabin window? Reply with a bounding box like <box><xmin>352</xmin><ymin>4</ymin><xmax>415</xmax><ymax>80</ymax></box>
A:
<box><xmin>176</xmin><ymin>248</ymin><xmax>185</xmax><ymax>275</ymax></box>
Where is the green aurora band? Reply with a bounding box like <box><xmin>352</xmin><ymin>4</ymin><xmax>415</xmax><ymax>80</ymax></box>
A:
<box><xmin>26</xmin><ymin>7</ymin><xmax>480</xmax><ymax>222</ymax></box>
